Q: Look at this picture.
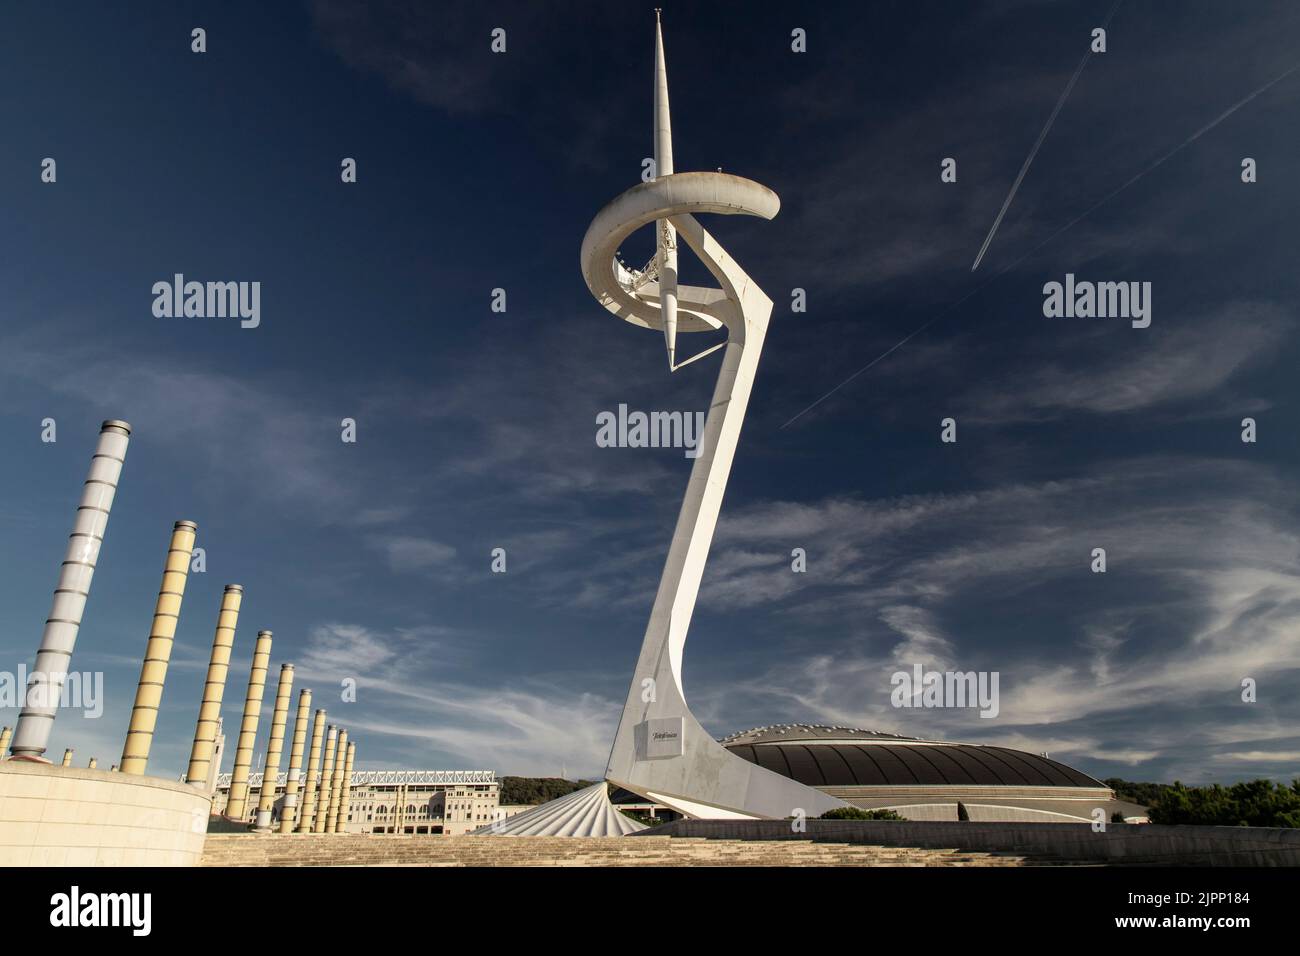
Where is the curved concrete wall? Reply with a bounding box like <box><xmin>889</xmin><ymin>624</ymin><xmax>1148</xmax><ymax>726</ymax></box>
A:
<box><xmin>0</xmin><ymin>761</ymin><xmax>209</xmax><ymax>866</ymax></box>
<box><xmin>819</xmin><ymin>784</ymin><xmax>1140</xmax><ymax>823</ymax></box>
<box><xmin>638</xmin><ymin>819</ymin><xmax>1300</xmax><ymax>866</ymax></box>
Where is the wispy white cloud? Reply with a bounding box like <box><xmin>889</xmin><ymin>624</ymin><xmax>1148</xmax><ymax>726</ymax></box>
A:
<box><xmin>367</xmin><ymin>535</ymin><xmax>458</xmax><ymax>575</ymax></box>
<box><xmin>681</xmin><ymin>456</ymin><xmax>1300</xmax><ymax>780</ymax></box>
<box><xmin>293</xmin><ymin>621</ymin><xmax>618</xmax><ymax>776</ymax></box>
<box><xmin>0</xmin><ymin>333</ymin><xmax>352</xmax><ymax>514</ymax></box>
<box><xmin>310</xmin><ymin>0</ymin><xmax>547</xmax><ymax>116</ymax></box>
<box><xmin>1218</xmin><ymin>751</ymin><xmax>1300</xmax><ymax>762</ymax></box>
<box><xmin>961</xmin><ymin>302</ymin><xmax>1291</xmax><ymax>423</ymax></box>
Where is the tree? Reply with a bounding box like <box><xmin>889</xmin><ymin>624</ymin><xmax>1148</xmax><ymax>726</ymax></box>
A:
<box><xmin>1146</xmin><ymin>779</ymin><xmax>1300</xmax><ymax>827</ymax></box>
<box><xmin>499</xmin><ymin>777</ymin><xmax>598</xmax><ymax>806</ymax></box>
<box><xmin>1104</xmin><ymin>778</ymin><xmax>1175</xmax><ymax>808</ymax></box>
<box><xmin>819</xmin><ymin>807</ymin><xmax>904</xmax><ymax>821</ymax></box>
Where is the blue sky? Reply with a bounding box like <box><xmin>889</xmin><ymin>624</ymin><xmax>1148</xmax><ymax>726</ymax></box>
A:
<box><xmin>1</xmin><ymin>0</ymin><xmax>1297</xmax><ymax>784</ymax></box>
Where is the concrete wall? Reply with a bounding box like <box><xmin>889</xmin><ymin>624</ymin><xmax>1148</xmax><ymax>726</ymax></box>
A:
<box><xmin>819</xmin><ymin>784</ymin><xmax>1143</xmax><ymax>823</ymax></box>
<box><xmin>637</xmin><ymin>818</ymin><xmax>1300</xmax><ymax>866</ymax></box>
<box><xmin>0</xmin><ymin>760</ymin><xmax>210</xmax><ymax>866</ymax></box>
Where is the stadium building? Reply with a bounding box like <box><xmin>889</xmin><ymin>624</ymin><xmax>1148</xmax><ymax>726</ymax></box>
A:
<box><xmin>718</xmin><ymin>725</ymin><xmax>1146</xmax><ymax>822</ymax></box>
<box><xmin>213</xmin><ymin>770</ymin><xmax>531</xmax><ymax>836</ymax></box>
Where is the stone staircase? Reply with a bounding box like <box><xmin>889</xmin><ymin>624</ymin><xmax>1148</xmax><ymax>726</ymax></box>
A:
<box><xmin>201</xmin><ymin>833</ymin><xmax>1034</xmax><ymax>867</ymax></box>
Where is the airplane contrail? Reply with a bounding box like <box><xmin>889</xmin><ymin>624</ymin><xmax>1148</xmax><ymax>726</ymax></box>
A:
<box><xmin>971</xmin><ymin>0</ymin><xmax>1125</xmax><ymax>273</ymax></box>
<box><xmin>1006</xmin><ymin>57</ymin><xmax>1300</xmax><ymax>270</ymax></box>
<box><xmin>780</xmin><ymin>57</ymin><xmax>1300</xmax><ymax>431</ymax></box>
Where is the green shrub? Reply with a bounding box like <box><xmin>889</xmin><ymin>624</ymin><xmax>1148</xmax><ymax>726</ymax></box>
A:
<box><xmin>819</xmin><ymin>806</ymin><xmax>904</xmax><ymax>821</ymax></box>
<box><xmin>618</xmin><ymin>809</ymin><xmax>658</xmax><ymax>826</ymax></box>
<box><xmin>499</xmin><ymin>777</ymin><xmax>598</xmax><ymax>805</ymax></box>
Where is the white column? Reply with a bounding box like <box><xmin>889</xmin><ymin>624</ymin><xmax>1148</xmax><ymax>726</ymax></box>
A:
<box><xmin>11</xmin><ymin>420</ymin><xmax>130</xmax><ymax>759</ymax></box>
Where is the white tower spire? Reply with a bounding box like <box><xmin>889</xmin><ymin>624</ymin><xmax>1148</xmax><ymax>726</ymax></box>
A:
<box><xmin>654</xmin><ymin>10</ymin><xmax>679</xmax><ymax>371</ymax></box>
<box><xmin>653</xmin><ymin>10</ymin><xmax>674</xmax><ymax>175</ymax></box>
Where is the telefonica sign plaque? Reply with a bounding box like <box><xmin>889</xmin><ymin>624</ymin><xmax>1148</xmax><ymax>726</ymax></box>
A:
<box><xmin>637</xmin><ymin>717</ymin><xmax>685</xmax><ymax>760</ymax></box>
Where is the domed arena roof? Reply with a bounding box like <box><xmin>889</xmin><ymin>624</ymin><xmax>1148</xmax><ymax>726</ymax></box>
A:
<box><xmin>720</xmin><ymin>724</ymin><xmax>1103</xmax><ymax>789</ymax></box>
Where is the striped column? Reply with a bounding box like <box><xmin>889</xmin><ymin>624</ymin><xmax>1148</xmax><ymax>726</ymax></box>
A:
<box><xmin>325</xmin><ymin>728</ymin><xmax>347</xmax><ymax>831</ymax></box>
<box><xmin>296</xmin><ymin>710</ymin><xmax>326</xmax><ymax>832</ymax></box>
<box><xmin>185</xmin><ymin>585</ymin><xmax>242</xmax><ymax>787</ymax></box>
<box><xmin>312</xmin><ymin>725</ymin><xmax>337</xmax><ymax>833</ymax></box>
<box><xmin>224</xmin><ymin>630</ymin><xmax>272</xmax><ymax>820</ymax></box>
<box><xmin>335</xmin><ymin>741</ymin><xmax>356</xmax><ymax>833</ymax></box>
<box><xmin>11</xmin><ymin>420</ymin><xmax>130</xmax><ymax>759</ymax></box>
<box><xmin>60</xmin><ymin>748</ymin><xmax>72</xmax><ymax>766</ymax></box>
<box><xmin>279</xmin><ymin>689</ymin><xmax>312</xmax><ymax>833</ymax></box>
<box><xmin>120</xmin><ymin>520</ymin><xmax>197</xmax><ymax>775</ymax></box>
<box><xmin>254</xmin><ymin>664</ymin><xmax>294</xmax><ymax>831</ymax></box>
<box><xmin>207</xmin><ymin>717</ymin><xmax>226</xmax><ymax>793</ymax></box>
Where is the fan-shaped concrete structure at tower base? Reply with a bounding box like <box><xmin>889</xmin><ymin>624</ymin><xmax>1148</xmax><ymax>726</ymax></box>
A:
<box><xmin>474</xmin><ymin>782</ymin><xmax>646</xmax><ymax>837</ymax></box>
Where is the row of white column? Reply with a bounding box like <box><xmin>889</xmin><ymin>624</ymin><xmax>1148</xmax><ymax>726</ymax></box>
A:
<box><xmin>225</xmin><ymin>654</ymin><xmax>357</xmax><ymax>835</ymax></box>
<box><xmin>1</xmin><ymin>420</ymin><xmax>356</xmax><ymax>834</ymax></box>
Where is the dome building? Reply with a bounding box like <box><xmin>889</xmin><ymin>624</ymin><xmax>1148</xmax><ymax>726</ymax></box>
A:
<box><xmin>720</xmin><ymin>725</ymin><xmax>1145</xmax><ymax>823</ymax></box>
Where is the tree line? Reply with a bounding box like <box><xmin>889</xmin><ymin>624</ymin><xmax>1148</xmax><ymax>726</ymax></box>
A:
<box><xmin>1108</xmin><ymin>777</ymin><xmax>1300</xmax><ymax>827</ymax></box>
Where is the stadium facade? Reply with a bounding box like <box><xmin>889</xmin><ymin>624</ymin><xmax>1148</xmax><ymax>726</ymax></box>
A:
<box><xmin>213</xmin><ymin>770</ymin><xmax>532</xmax><ymax>836</ymax></box>
<box><xmin>721</xmin><ymin>725</ymin><xmax>1146</xmax><ymax>823</ymax></box>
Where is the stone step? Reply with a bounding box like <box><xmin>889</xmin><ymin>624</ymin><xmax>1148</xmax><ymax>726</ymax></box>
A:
<box><xmin>201</xmin><ymin>834</ymin><xmax>1032</xmax><ymax>867</ymax></box>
